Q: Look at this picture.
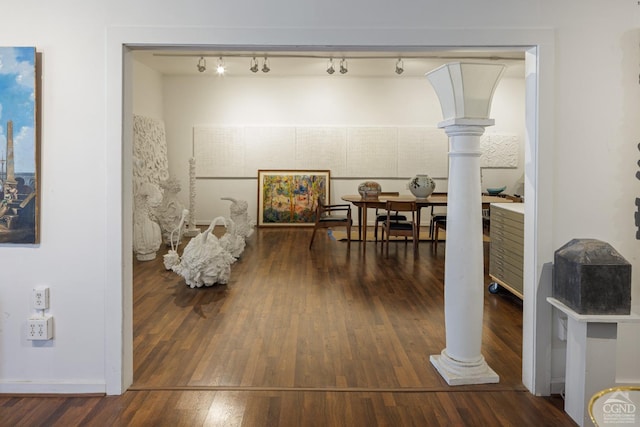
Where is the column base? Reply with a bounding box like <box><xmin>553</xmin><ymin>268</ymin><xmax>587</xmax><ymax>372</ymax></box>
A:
<box><xmin>430</xmin><ymin>350</ymin><xmax>499</xmax><ymax>386</ymax></box>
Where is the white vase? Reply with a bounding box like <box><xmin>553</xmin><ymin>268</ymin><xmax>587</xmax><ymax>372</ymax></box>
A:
<box><xmin>133</xmin><ymin>182</ymin><xmax>163</xmax><ymax>261</ymax></box>
<box><xmin>408</xmin><ymin>174</ymin><xmax>436</xmax><ymax>199</ymax></box>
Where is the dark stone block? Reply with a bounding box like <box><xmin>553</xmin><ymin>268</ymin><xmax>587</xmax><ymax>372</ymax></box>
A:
<box><xmin>553</xmin><ymin>239</ymin><xmax>631</xmax><ymax>315</ymax></box>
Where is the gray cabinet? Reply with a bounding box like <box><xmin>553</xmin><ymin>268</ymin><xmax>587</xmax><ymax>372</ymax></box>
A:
<box><xmin>489</xmin><ymin>203</ymin><xmax>524</xmax><ymax>299</ymax></box>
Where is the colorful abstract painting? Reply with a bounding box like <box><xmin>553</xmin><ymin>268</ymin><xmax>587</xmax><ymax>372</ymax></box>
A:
<box><xmin>258</xmin><ymin>170</ymin><xmax>330</xmax><ymax>226</ymax></box>
<box><xmin>0</xmin><ymin>47</ymin><xmax>39</xmax><ymax>244</ymax></box>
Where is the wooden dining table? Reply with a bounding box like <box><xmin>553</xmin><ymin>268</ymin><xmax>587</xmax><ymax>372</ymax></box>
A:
<box><xmin>340</xmin><ymin>193</ymin><xmax>510</xmax><ymax>245</ymax></box>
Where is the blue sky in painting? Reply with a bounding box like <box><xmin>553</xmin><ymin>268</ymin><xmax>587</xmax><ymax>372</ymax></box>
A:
<box><xmin>0</xmin><ymin>46</ymin><xmax>35</xmax><ymax>174</ymax></box>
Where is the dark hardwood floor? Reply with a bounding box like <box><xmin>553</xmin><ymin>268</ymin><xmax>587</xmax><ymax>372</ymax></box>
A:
<box><xmin>0</xmin><ymin>227</ymin><xmax>575</xmax><ymax>426</ymax></box>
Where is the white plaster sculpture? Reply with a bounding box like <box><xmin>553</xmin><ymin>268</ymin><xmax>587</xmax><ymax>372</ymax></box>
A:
<box><xmin>133</xmin><ymin>115</ymin><xmax>169</xmax><ymax>188</ymax></box>
<box><xmin>132</xmin><ymin>115</ymin><xmax>170</xmax><ymax>259</ymax></box>
<box><xmin>218</xmin><ymin>217</ymin><xmax>246</xmax><ymax>258</ymax></box>
<box><xmin>163</xmin><ymin>209</ymin><xmax>189</xmax><ymax>270</ymax></box>
<box><xmin>171</xmin><ymin>216</ymin><xmax>237</xmax><ymax>288</ymax></box>
<box><xmin>155</xmin><ymin>177</ymin><xmax>186</xmax><ymax>245</ymax></box>
<box><xmin>183</xmin><ymin>157</ymin><xmax>200</xmax><ymax>237</ymax></box>
<box><xmin>133</xmin><ymin>182</ymin><xmax>163</xmax><ymax>261</ymax></box>
<box><xmin>221</xmin><ymin>197</ymin><xmax>255</xmax><ymax>239</ymax></box>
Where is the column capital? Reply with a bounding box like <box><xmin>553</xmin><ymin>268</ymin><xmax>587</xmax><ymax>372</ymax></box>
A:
<box><xmin>438</xmin><ymin>117</ymin><xmax>494</xmax><ymax>128</ymax></box>
<box><xmin>442</xmin><ymin>123</ymin><xmax>491</xmax><ymax>141</ymax></box>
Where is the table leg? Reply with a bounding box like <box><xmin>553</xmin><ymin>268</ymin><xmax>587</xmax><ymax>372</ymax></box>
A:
<box><xmin>362</xmin><ymin>208</ymin><xmax>368</xmax><ymax>248</ymax></box>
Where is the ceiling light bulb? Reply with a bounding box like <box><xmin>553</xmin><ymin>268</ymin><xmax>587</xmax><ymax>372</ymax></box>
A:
<box><xmin>250</xmin><ymin>57</ymin><xmax>259</xmax><ymax>73</ymax></box>
<box><xmin>326</xmin><ymin>59</ymin><xmax>335</xmax><ymax>75</ymax></box>
<box><xmin>395</xmin><ymin>59</ymin><xmax>404</xmax><ymax>75</ymax></box>
<box><xmin>197</xmin><ymin>57</ymin><xmax>206</xmax><ymax>73</ymax></box>
<box><xmin>262</xmin><ymin>57</ymin><xmax>270</xmax><ymax>73</ymax></box>
<box><xmin>216</xmin><ymin>57</ymin><xmax>225</xmax><ymax>75</ymax></box>
<box><xmin>339</xmin><ymin>59</ymin><xmax>348</xmax><ymax>74</ymax></box>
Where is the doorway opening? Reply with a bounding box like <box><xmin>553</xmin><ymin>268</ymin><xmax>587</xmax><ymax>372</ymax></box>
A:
<box><xmin>107</xmin><ymin>34</ymin><xmax>548</xmax><ymax>396</ymax></box>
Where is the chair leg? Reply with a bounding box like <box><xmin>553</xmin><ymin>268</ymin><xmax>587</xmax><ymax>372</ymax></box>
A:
<box><xmin>374</xmin><ymin>220</ymin><xmax>378</xmax><ymax>243</ymax></box>
<box><xmin>432</xmin><ymin>225</ymin><xmax>439</xmax><ymax>250</ymax></box>
<box><xmin>385</xmin><ymin>229</ymin><xmax>390</xmax><ymax>258</ymax></box>
<box><xmin>309</xmin><ymin>228</ymin><xmax>318</xmax><ymax>249</ymax></box>
<box><xmin>346</xmin><ymin>224</ymin><xmax>351</xmax><ymax>249</ymax></box>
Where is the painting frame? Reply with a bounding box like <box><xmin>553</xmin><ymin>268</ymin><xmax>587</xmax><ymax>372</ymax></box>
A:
<box><xmin>0</xmin><ymin>46</ymin><xmax>40</xmax><ymax>244</ymax></box>
<box><xmin>257</xmin><ymin>169</ymin><xmax>330</xmax><ymax>227</ymax></box>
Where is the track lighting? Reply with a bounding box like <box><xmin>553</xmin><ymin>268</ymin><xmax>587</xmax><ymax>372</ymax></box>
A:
<box><xmin>326</xmin><ymin>58</ymin><xmax>335</xmax><ymax>75</ymax></box>
<box><xmin>250</xmin><ymin>57</ymin><xmax>259</xmax><ymax>73</ymax></box>
<box><xmin>395</xmin><ymin>58</ymin><xmax>404</xmax><ymax>75</ymax></box>
<box><xmin>262</xmin><ymin>57</ymin><xmax>270</xmax><ymax>73</ymax></box>
<box><xmin>339</xmin><ymin>58</ymin><xmax>348</xmax><ymax>74</ymax></box>
<box><xmin>197</xmin><ymin>57</ymin><xmax>206</xmax><ymax>73</ymax></box>
<box><xmin>216</xmin><ymin>57</ymin><xmax>225</xmax><ymax>75</ymax></box>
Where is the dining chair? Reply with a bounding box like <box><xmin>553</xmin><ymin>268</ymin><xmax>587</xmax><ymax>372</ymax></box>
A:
<box><xmin>432</xmin><ymin>216</ymin><xmax>447</xmax><ymax>252</ymax></box>
<box><xmin>380</xmin><ymin>200</ymin><xmax>418</xmax><ymax>257</ymax></box>
<box><xmin>309</xmin><ymin>196</ymin><xmax>353</xmax><ymax>249</ymax></box>
<box><xmin>373</xmin><ymin>192</ymin><xmax>406</xmax><ymax>244</ymax></box>
<box><xmin>428</xmin><ymin>192</ymin><xmax>448</xmax><ymax>238</ymax></box>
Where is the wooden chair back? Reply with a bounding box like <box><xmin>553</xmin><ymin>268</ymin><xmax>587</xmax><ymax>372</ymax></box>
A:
<box><xmin>382</xmin><ymin>200</ymin><xmax>418</xmax><ymax>256</ymax></box>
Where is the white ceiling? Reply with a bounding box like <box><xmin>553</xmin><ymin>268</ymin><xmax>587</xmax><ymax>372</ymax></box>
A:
<box><xmin>133</xmin><ymin>47</ymin><xmax>525</xmax><ymax>78</ymax></box>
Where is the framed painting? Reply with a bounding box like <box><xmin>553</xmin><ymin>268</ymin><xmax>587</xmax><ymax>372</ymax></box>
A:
<box><xmin>258</xmin><ymin>170</ymin><xmax>330</xmax><ymax>227</ymax></box>
<box><xmin>0</xmin><ymin>47</ymin><xmax>39</xmax><ymax>244</ymax></box>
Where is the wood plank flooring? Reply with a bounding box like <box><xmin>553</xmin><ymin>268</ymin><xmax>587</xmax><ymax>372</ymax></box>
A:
<box><xmin>0</xmin><ymin>227</ymin><xmax>576</xmax><ymax>426</ymax></box>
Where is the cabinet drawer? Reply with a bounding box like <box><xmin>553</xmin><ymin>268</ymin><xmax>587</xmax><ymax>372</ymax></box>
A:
<box><xmin>490</xmin><ymin>255</ymin><xmax>523</xmax><ymax>277</ymax></box>
<box><xmin>490</xmin><ymin>216</ymin><xmax>523</xmax><ymax>234</ymax></box>
<box><xmin>490</xmin><ymin>232</ymin><xmax>524</xmax><ymax>252</ymax></box>
<box><xmin>491</xmin><ymin>205</ymin><xmax>524</xmax><ymax>224</ymax></box>
<box><xmin>490</xmin><ymin>263</ymin><xmax>523</xmax><ymax>294</ymax></box>
<box><xmin>490</xmin><ymin>244</ymin><xmax>523</xmax><ymax>266</ymax></box>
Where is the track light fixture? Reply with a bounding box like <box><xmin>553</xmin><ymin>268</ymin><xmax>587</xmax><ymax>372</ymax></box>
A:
<box><xmin>339</xmin><ymin>58</ymin><xmax>348</xmax><ymax>74</ymax></box>
<box><xmin>395</xmin><ymin>58</ymin><xmax>404</xmax><ymax>75</ymax></box>
<box><xmin>197</xmin><ymin>57</ymin><xmax>206</xmax><ymax>73</ymax></box>
<box><xmin>262</xmin><ymin>57</ymin><xmax>270</xmax><ymax>73</ymax></box>
<box><xmin>250</xmin><ymin>57</ymin><xmax>259</xmax><ymax>73</ymax></box>
<box><xmin>326</xmin><ymin>58</ymin><xmax>335</xmax><ymax>75</ymax></box>
<box><xmin>216</xmin><ymin>57</ymin><xmax>225</xmax><ymax>75</ymax></box>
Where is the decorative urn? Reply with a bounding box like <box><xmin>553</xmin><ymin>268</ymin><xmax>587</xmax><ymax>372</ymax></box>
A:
<box><xmin>357</xmin><ymin>181</ymin><xmax>382</xmax><ymax>199</ymax></box>
<box><xmin>407</xmin><ymin>174</ymin><xmax>436</xmax><ymax>199</ymax></box>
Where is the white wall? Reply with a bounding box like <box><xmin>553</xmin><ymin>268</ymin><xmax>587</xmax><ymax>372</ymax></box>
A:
<box><xmin>133</xmin><ymin>60</ymin><xmax>164</xmax><ymax>120</ymax></box>
<box><xmin>0</xmin><ymin>0</ymin><xmax>637</xmax><ymax>397</ymax></box>
<box><xmin>160</xmin><ymin>73</ymin><xmax>525</xmax><ymax>225</ymax></box>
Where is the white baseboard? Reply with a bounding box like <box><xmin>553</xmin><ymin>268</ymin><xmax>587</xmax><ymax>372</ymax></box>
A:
<box><xmin>0</xmin><ymin>381</ymin><xmax>106</xmax><ymax>395</ymax></box>
<box><xmin>550</xmin><ymin>377</ymin><xmax>565</xmax><ymax>395</ymax></box>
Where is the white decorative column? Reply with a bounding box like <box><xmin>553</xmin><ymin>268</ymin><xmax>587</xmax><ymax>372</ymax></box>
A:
<box><xmin>426</xmin><ymin>62</ymin><xmax>505</xmax><ymax>385</ymax></box>
<box><xmin>183</xmin><ymin>157</ymin><xmax>200</xmax><ymax>237</ymax></box>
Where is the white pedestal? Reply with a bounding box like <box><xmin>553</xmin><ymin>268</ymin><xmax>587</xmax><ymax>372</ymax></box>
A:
<box><xmin>547</xmin><ymin>297</ymin><xmax>640</xmax><ymax>427</ymax></box>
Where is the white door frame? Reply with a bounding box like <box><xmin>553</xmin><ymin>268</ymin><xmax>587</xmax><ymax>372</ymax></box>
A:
<box><xmin>106</xmin><ymin>26</ymin><xmax>556</xmax><ymax>395</ymax></box>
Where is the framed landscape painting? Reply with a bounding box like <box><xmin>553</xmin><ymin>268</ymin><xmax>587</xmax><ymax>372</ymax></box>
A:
<box><xmin>258</xmin><ymin>170</ymin><xmax>330</xmax><ymax>227</ymax></box>
<box><xmin>0</xmin><ymin>47</ymin><xmax>39</xmax><ymax>244</ymax></box>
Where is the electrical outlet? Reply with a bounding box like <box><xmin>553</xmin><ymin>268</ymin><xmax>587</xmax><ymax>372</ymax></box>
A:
<box><xmin>26</xmin><ymin>315</ymin><xmax>53</xmax><ymax>340</ymax></box>
<box><xmin>33</xmin><ymin>287</ymin><xmax>49</xmax><ymax>309</ymax></box>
